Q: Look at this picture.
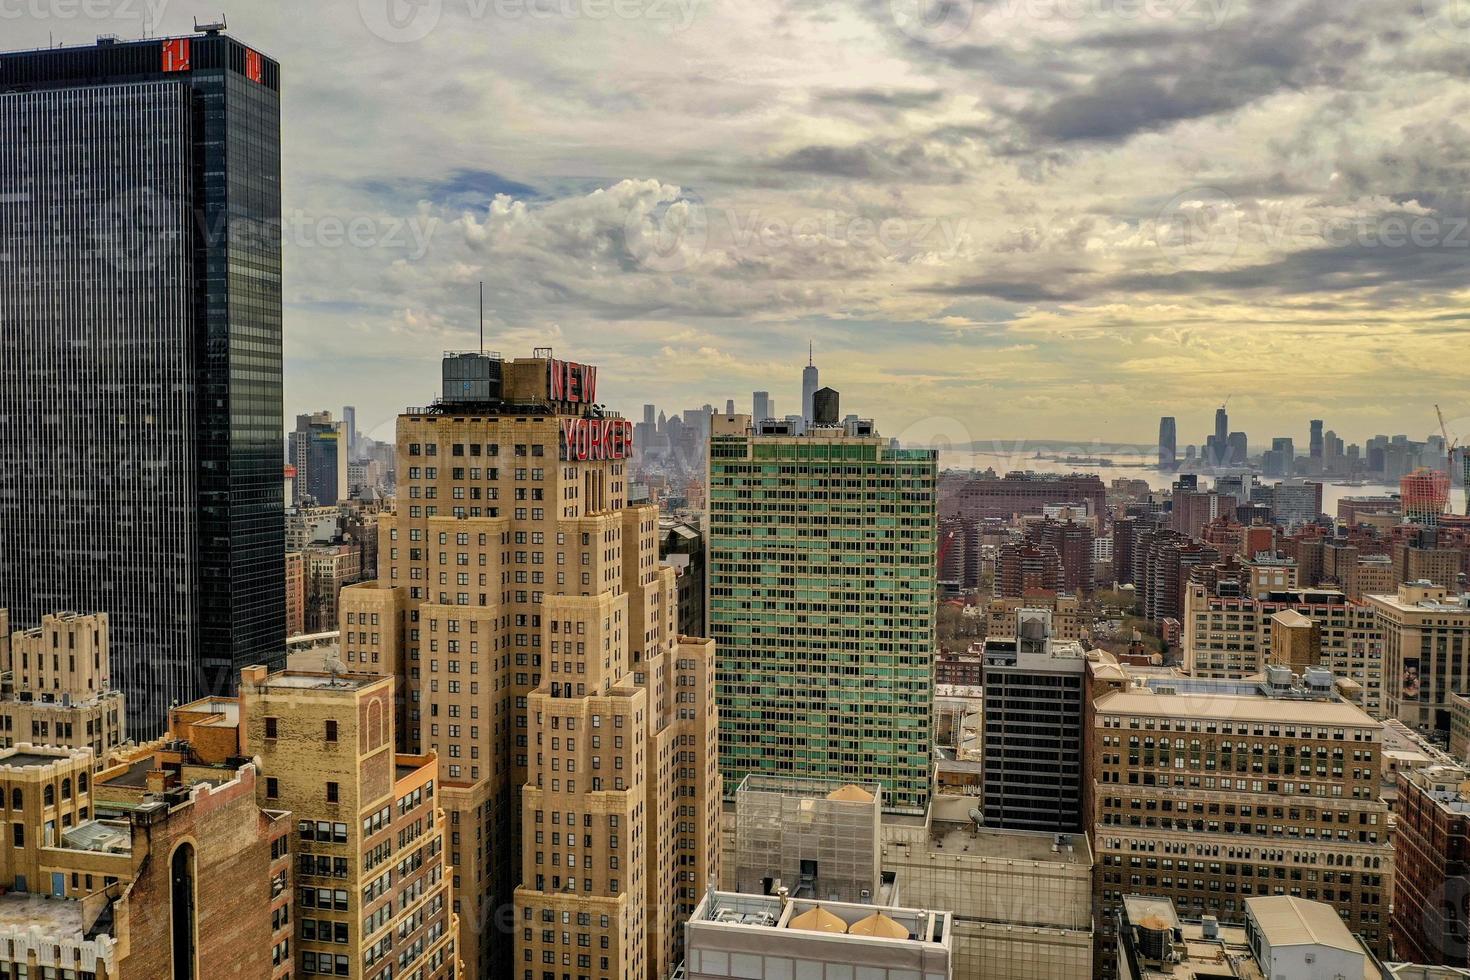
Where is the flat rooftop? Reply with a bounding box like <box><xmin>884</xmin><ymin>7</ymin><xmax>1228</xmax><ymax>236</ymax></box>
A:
<box><xmin>0</xmin><ymin>748</ymin><xmax>85</xmax><ymax>769</ymax></box>
<box><xmin>928</xmin><ymin>822</ymin><xmax>1091</xmax><ymax>866</ymax></box>
<box><xmin>694</xmin><ymin>892</ymin><xmax>950</xmax><ymax>947</ymax></box>
<box><xmin>102</xmin><ymin>756</ymin><xmax>157</xmax><ymax>789</ymax></box>
<box><xmin>180</xmin><ymin>697</ymin><xmax>241</xmax><ymax>725</ymax></box>
<box><xmin>1121</xmin><ymin>896</ymin><xmax>1264</xmax><ymax>980</ymax></box>
<box><xmin>1095</xmin><ymin>689</ymin><xmax>1374</xmax><ymax>727</ymax></box>
<box><xmin>61</xmin><ymin>820</ymin><xmax>130</xmax><ymax>855</ymax></box>
<box><xmin>259</xmin><ymin>671</ymin><xmax>380</xmax><ymax>692</ymax></box>
<box><xmin>1248</xmin><ymin>896</ymin><xmax>1361</xmax><ymax>953</ymax></box>
<box><xmin>0</xmin><ymin>892</ymin><xmax>87</xmax><ymax>938</ymax></box>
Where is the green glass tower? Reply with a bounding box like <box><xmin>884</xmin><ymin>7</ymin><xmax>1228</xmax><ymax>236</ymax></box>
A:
<box><xmin>707</xmin><ymin>415</ymin><xmax>937</xmax><ymax>814</ymax></box>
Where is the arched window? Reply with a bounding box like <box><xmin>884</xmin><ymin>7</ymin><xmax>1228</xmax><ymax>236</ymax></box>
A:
<box><xmin>43</xmin><ymin>785</ymin><xmax>54</xmax><ymax>806</ymax></box>
<box><xmin>9</xmin><ymin>788</ymin><xmax>19</xmax><ymax>810</ymax></box>
<box><xmin>78</xmin><ymin>773</ymin><xmax>88</xmax><ymax>793</ymax></box>
<box><xmin>170</xmin><ymin>844</ymin><xmax>197</xmax><ymax>980</ymax></box>
<box><xmin>61</xmin><ymin>779</ymin><xmax>71</xmax><ymax>800</ymax></box>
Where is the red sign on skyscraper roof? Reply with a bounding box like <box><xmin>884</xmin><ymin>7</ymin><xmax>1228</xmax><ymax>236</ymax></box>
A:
<box><xmin>245</xmin><ymin>49</ymin><xmax>263</xmax><ymax>83</ymax></box>
<box><xmin>161</xmin><ymin>38</ymin><xmax>191</xmax><ymax>73</ymax></box>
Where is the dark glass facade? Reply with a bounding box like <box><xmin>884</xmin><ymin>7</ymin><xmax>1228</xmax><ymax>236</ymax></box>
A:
<box><xmin>0</xmin><ymin>34</ymin><xmax>285</xmax><ymax>737</ymax></box>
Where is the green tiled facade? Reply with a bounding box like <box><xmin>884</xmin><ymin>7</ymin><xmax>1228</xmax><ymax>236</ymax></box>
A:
<box><xmin>707</xmin><ymin>431</ymin><xmax>937</xmax><ymax>814</ymax></box>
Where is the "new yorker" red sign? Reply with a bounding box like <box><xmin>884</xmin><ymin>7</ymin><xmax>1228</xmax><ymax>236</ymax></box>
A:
<box><xmin>560</xmin><ymin>418</ymin><xmax>633</xmax><ymax>462</ymax></box>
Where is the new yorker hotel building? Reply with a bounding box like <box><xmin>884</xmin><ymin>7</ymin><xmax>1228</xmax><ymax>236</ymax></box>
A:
<box><xmin>0</xmin><ymin>31</ymin><xmax>286</xmax><ymax>737</ymax></box>
<box><xmin>340</xmin><ymin>350</ymin><xmax>720</xmax><ymax>980</ymax></box>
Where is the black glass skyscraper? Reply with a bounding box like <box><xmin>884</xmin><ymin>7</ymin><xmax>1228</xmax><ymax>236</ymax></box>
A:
<box><xmin>0</xmin><ymin>31</ymin><xmax>285</xmax><ymax>737</ymax></box>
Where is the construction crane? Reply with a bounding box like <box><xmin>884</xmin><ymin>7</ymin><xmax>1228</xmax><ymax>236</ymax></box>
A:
<box><xmin>1435</xmin><ymin>405</ymin><xmax>1470</xmax><ymax>516</ymax></box>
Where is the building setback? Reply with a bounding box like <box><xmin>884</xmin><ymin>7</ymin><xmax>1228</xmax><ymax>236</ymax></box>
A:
<box><xmin>157</xmin><ymin>665</ymin><xmax>459</xmax><ymax>979</ymax></box>
<box><xmin>1369</xmin><ymin>582</ymin><xmax>1470</xmax><ymax>731</ymax></box>
<box><xmin>0</xmin><ymin>32</ymin><xmax>286</xmax><ymax>737</ymax></box>
<box><xmin>0</xmin><ymin>610</ymin><xmax>125</xmax><ymax>758</ymax></box>
<box><xmin>1090</xmin><ymin>674</ymin><xmax>1394</xmax><ymax>977</ymax></box>
<box><xmin>339</xmin><ymin>350</ymin><xmax>720</xmax><ymax>980</ymax></box>
<box><xmin>708</xmin><ymin>413</ymin><xmax>937</xmax><ymax>813</ymax></box>
<box><xmin>0</xmin><ymin>742</ymin><xmax>293</xmax><ymax>980</ymax></box>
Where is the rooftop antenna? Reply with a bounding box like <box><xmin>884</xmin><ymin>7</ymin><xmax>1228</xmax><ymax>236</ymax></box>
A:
<box><xmin>479</xmin><ymin>281</ymin><xmax>485</xmax><ymax>355</ymax></box>
<box><xmin>808</xmin><ymin>340</ymin><xmax>813</xmax><ymax>366</ymax></box>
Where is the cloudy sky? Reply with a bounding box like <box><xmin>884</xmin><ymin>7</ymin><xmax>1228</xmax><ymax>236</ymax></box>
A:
<box><xmin>11</xmin><ymin>0</ymin><xmax>1470</xmax><ymax>448</ymax></box>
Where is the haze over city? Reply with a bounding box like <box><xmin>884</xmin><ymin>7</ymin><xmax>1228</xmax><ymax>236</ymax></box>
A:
<box><xmin>7</xmin><ymin>0</ymin><xmax>1469</xmax><ymax>444</ymax></box>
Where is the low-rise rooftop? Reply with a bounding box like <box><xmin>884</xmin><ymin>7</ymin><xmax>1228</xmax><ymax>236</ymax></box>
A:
<box><xmin>692</xmin><ymin>891</ymin><xmax>950</xmax><ymax>947</ymax></box>
<box><xmin>928</xmin><ymin>821</ymin><xmax>1090</xmax><ymax>866</ymax></box>
<box><xmin>1094</xmin><ymin>687</ymin><xmax>1376</xmax><ymax>727</ymax></box>
<box><xmin>254</xmin><ymin>670</ymin><xmax>381</xmax><ymax>691</ymax></box>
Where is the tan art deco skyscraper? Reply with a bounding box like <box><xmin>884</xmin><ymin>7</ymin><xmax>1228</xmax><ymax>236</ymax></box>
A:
<box><xmin>341</xmin><ymin>350</ymin><xmax>719</xmax><ymax>980</ymax></box>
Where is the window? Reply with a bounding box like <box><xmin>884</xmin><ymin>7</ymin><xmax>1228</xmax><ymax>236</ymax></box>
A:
<box><xmin>265</xmin><ymin>717</ymin><xmax>278</xmax><ymax>739</ymax></box>
<box><xmin>171</xmin><ymin>844</ymin><xmax>197</xmax><ymax>979</ymax></box>
<box><xmin>325</xmin><ymin>720</ymin><xmax>338</xmax><ymax>743</ymax></box>
<box><xmin>326</xmin><ymin>782</ymin><xmax>339</xmax><ymax>804</ymax></box>
<box><xmin>266</xmin><ymin>778</ymin><xmax>279</xmax><ymax>800</ymax></box>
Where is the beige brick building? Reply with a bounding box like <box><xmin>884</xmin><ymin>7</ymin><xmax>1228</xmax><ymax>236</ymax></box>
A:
<box><xmin>1090</xmin><ymin>675</ymin><xmax>1394</xmax><ymax>977</ymax></box>
<box><xmin>1181</xmin><ymin>586</ymin><xmax>1385</xmax><ymax>715</ymax></box>
<box><xmin>1368</xmin><ymin>582</ymin><xmax>1470</xmax><ymax>730</ymax></box>
<box><xmin>159</xmin><ymin>665</ymin><xmax>460</xmax><ymax>979</ymax></box>
<box><xmin>984</xmin><ymin>594</ymin><xmax>1081</xmax><ymax>642</ymax></box>
<box><xmin>0</xmin><ymin>611</ymin><xmax>125</xmax><ymax>758</ymax></box>
<box><xmin>338</xmin><ymin>351</ymin><xmax>719</xmax><ymax>980</ymax></box>
<box><xmin>0</xmin><ymin>742</ymin><xmax>292</xmax><ymax>979</ymax></box>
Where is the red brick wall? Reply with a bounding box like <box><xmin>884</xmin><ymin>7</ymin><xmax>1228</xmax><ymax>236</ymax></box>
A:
<box><xmin>119</xmin><ymin>769</ymin><xmax>276</xmax><ymax>980</ymax></box>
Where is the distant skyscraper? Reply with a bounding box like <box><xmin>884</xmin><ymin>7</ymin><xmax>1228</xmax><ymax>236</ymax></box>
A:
<box><xmin>1202</xmin><ymin>405</ymin><xmax>1232</xmax><ymax>467</ymax></box>
<box><xmin>1401</xmin><ymin>468</ymin><xmax>1450</xmax><ymax>528</ymax></box>
<box><xmin>0</xmin><ymin>31</ymin><xmax>285</xmax><ymax>737</ymax></box>
<box><xmin>288</xmin><ymin>412</ymin><xmax>348</xmax><ymax>505</ymax></box>
<box><xmin>1228</xmin><ymin>431</ymin><xmax>1248</xmax><ymax>466</ymax></box>
<box><xmin>1310</xmin><ymin>419</ymin><xmax>1324</xmax><ymax>460</ymax></box>
<box><xmin>752</xmin><ymin>391</ymin><xmax>770</xmax><ymax>421</ymax></box>
<box><xmin>1158</xmin><ymin>416</ymin><xmax>1177</xmax><ymax>470</ymax></box>
<box><xmin>725</xmin><ymin>398</ymin><xmax>736</xmax><ymax>415</ymax></box>
<box><xmin>342</xmin><ymin>404</ymin><xmax>358</xmax><ymax>459</ymax></box>
<box><xmin>801</xmin><ymin>342</ymin><xmax>819</xmax><ymax>427</ymax></box>
<box><xmin>644</xmin><ymin>403</ymin><xmax>656</xmax><ymax>426</ymax></box>
<box><xmin>1264</xmin><ymin>437</ymin><xmax>1296</xmax><ymax>477</ymax></box>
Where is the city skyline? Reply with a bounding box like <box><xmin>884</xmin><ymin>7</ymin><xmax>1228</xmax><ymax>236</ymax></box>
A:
<box><xmin>4</xmin><ymin>3</ymin><xmax>1466</xmax><ymax>446</ymax></box>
